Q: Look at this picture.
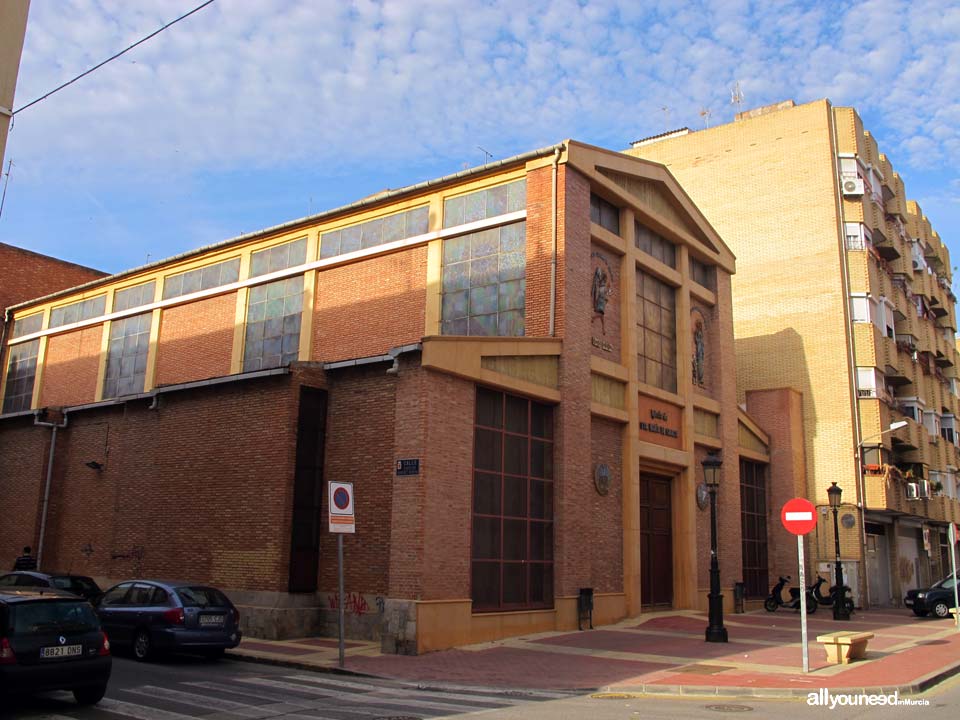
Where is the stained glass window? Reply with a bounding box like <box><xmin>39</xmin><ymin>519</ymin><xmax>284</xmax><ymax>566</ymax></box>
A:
<box><xmin>590</xmin><ymin>193</ymin><xmax>620</xmax><ymax>235</ymax></box>
<box><xmin>163</xmin><ymin>258</ymin><xmax>240</xmax><ymax>300</ymax></box>
<box><xmin>2</xmin><ymin>340</ymin><xmax>39</xmax><ymax>413</ymax></box>
<box><xmin>690</xmin><ymin>256</ymin><xmax>716</xmax><ymax>290</ymax></box>
<box><xmin>443</xmin><ymin>180</ymin><xmax>526</xmax><ymax>229</ymax></box>
<box><xmin>636</xmin><ymin>221</ymin><xmax>676</xmax><ymax>268</ymax></box>
<box><xmin>103</xmin><ymin>312</ymin><xmax>152</xmax><ymax>399</ymax></box>
<box><xmin>320</xmin><ymin>206</ymin><xmax>429</xmax><ymax>259</ymax></box>
<box><xmin>636</xmin><ymin>269</ymin><xmax>677</xmax><ymax>392</ymax></box>
<box><xmin>441</xmin><ymin>221</ymin><xmax>525</xmax><ymax>337</ymax></box>
<box><xmin>113</xmin><ymin>281</ymin><xmax>156</xmax><ymax>312</ymax></box>
<box><xmin>49</xmin><ymin>295</ymin><xmax>107</xmax><ymax>329</ymax></box>
<box><xmin>243</xmin><ymin>276</ymin><xmax>303</xmax><ymax>372</ymax></box>
<box><xmin>249</xmin><ymin>238</ymin><xmax>308</xmax><ymax>279</ymax></box>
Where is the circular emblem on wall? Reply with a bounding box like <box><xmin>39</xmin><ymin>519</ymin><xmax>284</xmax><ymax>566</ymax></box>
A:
<box><xmin>594</xmin><ymin>463</ymin><xmax>611</xmax><ymax>496</ymax></box>
<box><xmin>696</xmin><ymin>483</ymin><xmax>710</xmax><ymax>511</ymax></box>
<box><xmin>841</xmin><ymin>513</ymin><xmax>856</xmax><ymax>529</ymax></box>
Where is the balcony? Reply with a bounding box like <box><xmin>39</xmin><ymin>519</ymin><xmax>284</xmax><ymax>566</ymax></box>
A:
<box><xmin>864</xmin><ymin>469</ymin><xmax>905</xmax><ymax>514</ymax></box>
<box><xmin>924</xmin><ymin>495</ymin><xmax>949</xmax><ymax>522</ymax></box>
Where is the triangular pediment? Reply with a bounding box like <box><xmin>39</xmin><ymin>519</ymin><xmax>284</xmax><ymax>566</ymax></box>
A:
<box><xmin>599</xmin><ymin>169</ymin><xmax>704</xmax><ymax>243</ymax></box>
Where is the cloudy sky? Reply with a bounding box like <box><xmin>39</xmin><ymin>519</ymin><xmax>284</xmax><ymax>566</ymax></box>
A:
<box><xmin>2</xmin><ymin>0</ymin><xmax>960</xmax><ymax>274</ymax></box>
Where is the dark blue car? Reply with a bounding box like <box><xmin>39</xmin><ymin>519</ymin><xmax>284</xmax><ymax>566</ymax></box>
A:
<box><xmin>95</xmin><ymin>580</ymin><xmax>241</xmax><ymax>660</ymax></box>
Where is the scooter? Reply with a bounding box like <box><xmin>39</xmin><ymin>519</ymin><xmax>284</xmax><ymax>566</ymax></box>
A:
<box><xmin>764</xmin><ymin>575</ymin><xmax>818</xmax><ymax>613</ymax></box>
<box><xmin>810</xmin><ymin>574</ymin><xmax>855</xmax><ymax>615</ymax></box>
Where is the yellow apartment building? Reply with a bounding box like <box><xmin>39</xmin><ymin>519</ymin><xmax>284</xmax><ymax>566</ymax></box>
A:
<box><xmin>628</xmin><ymin>99</ymin><xmax>959</xmax><ymax>611</ymax></box>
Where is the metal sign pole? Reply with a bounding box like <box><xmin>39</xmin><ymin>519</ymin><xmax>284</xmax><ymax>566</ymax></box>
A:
<box><xmin>950</xmin><ymin>524</ymin><xmax>959</xmax><ymax>631</ymax></box>
<box><xmin>798</xmin><ymin>535</ymin><xmax>809</xmax><ymax>673</ymax></box>
<box><xmin>338</xmin><ymin>533</ymin><xmax>345</xmax><ymax>667</ymax></box>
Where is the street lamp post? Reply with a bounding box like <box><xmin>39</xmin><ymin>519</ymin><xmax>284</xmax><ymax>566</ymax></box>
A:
<box><xmin>704</xmin><ymin>453</ymin><xmax>728</xmax><ymax>643</ymax></box>
<box><xmin>827</xmin><ymin>481</ymin><xmax>851</xmax><ymax>621</ymax></box>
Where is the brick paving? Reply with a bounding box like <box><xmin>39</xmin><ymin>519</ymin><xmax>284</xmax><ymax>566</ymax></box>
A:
<box><xmin>229</xmin><ymin>608</ymin><xmax>960</xmax><ymax>696</ymax></box>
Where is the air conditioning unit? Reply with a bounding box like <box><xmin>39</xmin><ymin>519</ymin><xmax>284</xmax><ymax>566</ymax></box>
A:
<box><xmin>905</xmin><ymin>482</ymin><xmax>919</xmax><ymax>500</ymax></box>
<box><xmin>918</xmin><ymin>479</ymin><xmax>931</xmax><ymax>498</ymax></box>
<box><xmin>842</xmin><ymin>177</ymin><xmax>865</xmax><ymax>196</ymax></box>
<box><xmin>912</xmin><ymin>259</ymin><xmax>922</xmax><ymax>271</ymax></box>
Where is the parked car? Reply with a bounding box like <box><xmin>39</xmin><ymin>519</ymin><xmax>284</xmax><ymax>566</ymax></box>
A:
<box><xmin>95</xmin><ymin>580</ymin><xmax>241</xmax><ymax>660</ymax></box>
<box><xmin>0</xmin><ymin>587</ymin><xmax>111</xmax><ymax>705</ymax></box>
<box><xmin>904</xmin><ymin>573</ymin><xmax>958</xmax><ymax>618</ymax></box>
<box><xmin>0</xmin><ymin>572</ymin><xmax>103</xmax><ymax>603</ymax></box>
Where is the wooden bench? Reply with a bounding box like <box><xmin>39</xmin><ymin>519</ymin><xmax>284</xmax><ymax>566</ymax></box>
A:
<box><xmin>816</xmin><ymin>631</ymin><xmax>874</xmax><ymax>665</ymax></box>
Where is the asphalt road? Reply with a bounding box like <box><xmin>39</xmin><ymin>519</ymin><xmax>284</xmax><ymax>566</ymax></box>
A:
<box><xmin>2</xmin><ymin>652</ymin><xmax>958</xmax><ymax>719</ymax></box>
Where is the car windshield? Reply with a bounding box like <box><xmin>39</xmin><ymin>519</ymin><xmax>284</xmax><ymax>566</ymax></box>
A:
<box><xmin>934</xmin><ymin>575</ymin><xmax>957</xmax><ymax>590</ymax></box>
<box><xmin>175</xmin><ymin>586</ymin><xmax>230</xmax><ymax>608</ymax></box>
<box><xmin>10</xmin><ymin>600</ymin><xmax>100</xmax><ymax>635</ymax></box>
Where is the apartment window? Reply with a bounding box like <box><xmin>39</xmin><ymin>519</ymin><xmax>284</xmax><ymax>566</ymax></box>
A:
<box><xmin>163</xmin><ymin>258</ymin><xmax>240</xmax><ymax>300</ymax></box>
<box><xmin>740</xmin><ymin>459</ymin><xmax>768</xmax><ymax>599</ymax></box>
<box><xmin>441</xmin><ymin>221</ymin><xmax>525</xmax><ymax>337</ymax></box>
<box><xmin>113</xmin><ymin>281</ymin><xmax>156</xmax><ymax>313</ymax></box>
<box><xmin>590</xmin><ymin>193</ymin><xmax>620</xmax><ymax>235</ymax></box>
<box><xmin>48</xmin><ymin>295</ymin><xmax>106</xmax><ymax>329</ymax></box>
<box><xmin>243</xmin><ymin>276</ymin><xmax>303</xmax><ymax>372</ymax></box>
<box><xmin>942</xmin><ymin>416</ymin><xmax>957</xmax><ymax>446</ymax></box>
<box><xmin>320</xmin><ymin>206</ymin><xmax>429</xmax><ymax>259</ymax></box>
<box><xmin>10</xmin><ymin>313</ymin><xmax>42</xmax><ymax>340</ymax></box>
<box><xmin>899</xmin><ymin>399</ymin><xmax>923</xmax><ymax>422</ymax></box>
<box><xmin>636</xmin><ymin>269</ymin><xmax>677</xmax><ymax>392</ymax></box>
<box><xmin>923</xmin><ymin>411</ymin><xmax>941</xmax><ymax>439</ymax></box>
<box><xmin>689</xmin><ymin>256</ymin><xmax>716</xmax><ymax>290</ymax></box>
<box><xmin>103</xmin><ymin>313</ymin><xmax>152</xmax><ymax>399</ymax></box>
<box><xmin>2</xmin><ymin>340</ymin><xmax>39</xmax><ymax>413</ymax></box>
<box><xmin>845</xmin><ymin>222</ymin><xmax>868</xmax><ymax>251</ymax></box>
<box><xmin>249</xmin><ymin>238</ymin><xmax>308</xmax><ymax>279</ymax></box>
<box><xmin>850</xmin><ymin>295</ymin><xmax>871</xmax><ymax>323</ymax></box>
<box><xmin>855</xmin><ymin>367</ymin><xmax>884</xmax><ymax>399</ymax></box>
<box><xmin>443</xmin><ymin>180</ymin><xmax>526</xmax><ymax>229</ymax></box>
<box><xmin>635</xmin><ymin>221</ymin><xmax>676</xmax><ymax>268</ymax></box>
<box><xmin>472</xmin><ymin>386</ymin><xmax>553</xmax><ymax>611</ymax></box>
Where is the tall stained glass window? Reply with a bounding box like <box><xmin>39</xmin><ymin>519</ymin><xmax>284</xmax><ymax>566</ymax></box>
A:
<box><xmin>636</xmin><ymin>269</ymin><xmax>677</xmax><ymax>392</ymax></box>
<box><xmin>441</xmin><ymin>222</ymin><xmax>525</xmax><ymax>336</ymax></box>
<box><xmin>103</xmin><ymin>312</ymin><xmax>152</xmax><ymax>399</ymax></box>
<box><xmin>2</xmin><ymin>340</ymin><xmax>40</xmax><ymax>413</ymax></box>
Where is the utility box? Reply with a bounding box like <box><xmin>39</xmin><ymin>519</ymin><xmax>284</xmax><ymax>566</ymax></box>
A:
<box><xmin>577</xmin><ymin>588</ymin><xmax>594</xmax><ymax>630</ymax></box>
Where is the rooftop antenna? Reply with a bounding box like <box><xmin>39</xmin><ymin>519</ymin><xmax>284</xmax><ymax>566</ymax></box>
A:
<box><xmin>661</xmin><ymin>106</ymin><xmax>671</xmax><ymax>130</ymax></box>
<box><xmin>477</xmin><ymin>146</ymin><xmax>493</xmax><ymax>165</ymax></box>
<box><xmin>699</xmin><ymin>107</ymin><xmax>712</xmax><ymax>128</ymax></box>
<box><xmin>730</xmin><ymin>80</ymin><xmax>744</xmax><ymax>116</ymax></box>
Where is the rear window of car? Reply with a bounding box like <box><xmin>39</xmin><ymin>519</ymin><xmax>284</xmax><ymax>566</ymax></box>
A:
<box><xmin>50</xmin><ymin>577</ymin><xmax>100</xmax><ymax>595</ymax></box>
<box><xmin>9</xmin><ymin>601</ymin><xmax>100</xmax><ymax>635</ymax></box>
<box><xmin>175</xmin><ymin>587</ymin><xmax>230</xmax><ymax>608</ymax></box>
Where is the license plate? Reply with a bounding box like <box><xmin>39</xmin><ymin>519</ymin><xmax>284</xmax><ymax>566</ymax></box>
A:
<box><xmin>199</xmin><ymin>614</ymin><xmax>225</xmax><ymax>627</ymax></box>
<box><xmin>41</xmin><ymin>644</ymin><xmax>82</xmax><ymax>658</ymax></box>
<box><xmin>905</xmin><ymin>599</ymin><xmax>914</xmax><ymax>606</ymax></box>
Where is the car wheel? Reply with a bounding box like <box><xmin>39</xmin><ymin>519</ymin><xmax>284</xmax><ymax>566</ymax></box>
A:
<box><xmin>912</xmin><ymin>608</ymin><xmax>929</xmax><ymax>617</ymax></box>
<box><xmin>764</xmin><ymin>597</ymin><xmax>778</xmax><ymax>612</ymax></box>
<box><xmin>133</xmin><ymin>629</ymin><xmax>152</xmax><ymax>661</ymax></box>
<box><xmin>203</xmin><ymin>648</ymin><xmax>225</xmax><ymax>661</ymax></box>
<box><xmin>73</xmin><ymin>684</ymin><xmax>107</xmax><ymax>705</ymax></box>
<box><xmin>932</xmin><ymin>601</ymin><xmax>951</xmax><ymax>619</ymax></box>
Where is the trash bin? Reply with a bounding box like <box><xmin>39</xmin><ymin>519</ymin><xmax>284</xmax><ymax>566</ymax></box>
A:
<box><xmin>733</xmin><ymin>581</ymin><xmax>745</xmax><ymax>614</ymax></box>
<box><xmin>578</xmin><ymin>587</ymin><xmax>594</xmax><ymax>630</ymax></box>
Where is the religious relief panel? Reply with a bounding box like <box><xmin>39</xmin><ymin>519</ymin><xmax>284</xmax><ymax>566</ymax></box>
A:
<box><xmin>590</xmin><ymin>245</ymin><xmax>621</xmax><ymax>361</ymax></box>
<box><xmin>690</xmin><ymin>305</ymin><xmax>715</xmax><ymax>396</ymax></box>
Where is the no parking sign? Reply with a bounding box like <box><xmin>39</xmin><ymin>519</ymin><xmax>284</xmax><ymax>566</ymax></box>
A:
<box><xmin>328</xmin><ymin>481</ymin><xmax>355</xmax><ymax>534</ymax></box>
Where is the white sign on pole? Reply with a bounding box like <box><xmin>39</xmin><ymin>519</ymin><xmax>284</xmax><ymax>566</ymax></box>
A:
<box><xmin>798</xmin><ymin>536</ymin><xmax>809</xmax><ymax>673</ymax></box>
<box><xmin>950</xmin><ymin>523</ymin><xmax>959</xmax><ymax>630</ymax></box>
<box><xmin>328</xmin><ymin>481</ymin><xmax>355</xmax><ymax>534</ymax></box>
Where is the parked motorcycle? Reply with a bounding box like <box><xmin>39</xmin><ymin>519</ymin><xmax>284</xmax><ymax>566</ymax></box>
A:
<box><xmin>764</xmin><ymin>575</ymin><xmax>818</xmax><ymax>613</ymax></box>
<box><xmin>810</xmin><ymin>574</ymin><xmax>855</xmax><ymax>615</ymax></box>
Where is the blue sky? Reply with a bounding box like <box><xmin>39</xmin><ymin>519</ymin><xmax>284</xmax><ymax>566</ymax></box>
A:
<box><xmin>2</xmin><ymin>0</ymin><xmax>960</xmax><ymax>276</ymax></box>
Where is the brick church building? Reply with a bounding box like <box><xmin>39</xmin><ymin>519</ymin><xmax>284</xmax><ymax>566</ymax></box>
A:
<box><xmin>0</xmin><ymin>142</ymin><xmax>803</xmax><ymax>653</ymax></box>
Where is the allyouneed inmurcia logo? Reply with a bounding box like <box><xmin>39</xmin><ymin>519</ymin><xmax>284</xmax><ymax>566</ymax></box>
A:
<box><xmin>807</xmin><ymin>689</ymin><xmax>929</xmax><ymax>708</ymax></box>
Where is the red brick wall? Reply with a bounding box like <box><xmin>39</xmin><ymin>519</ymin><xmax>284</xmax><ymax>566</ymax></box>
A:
<box><xmin>319</xmin><ymin>363</ymin><xmax>397</xmax><ymax>596</ymax></box>
<box><xmin>155</xmin><ymin>293</ymin><xmax>236</xmax><ymax>386</ymax></box>
<box><xmin>525</xmin><ymin>165</ymin><xmax>559</xmax><ymax>337</ymax></box>
<box><xmin>313</xmin><ymin>248</ymin><xmax>426</xmax><ymax>363</ymax></box>
<box><xmin>0</xmin><ymin>417</ymin><xmax>49</xmax><ymax>566</ymax></box>
<box><xmin>38</xmin><ymin>327</ymin><xmax>103</xmax><ymax>407</ymax></box>
<box><xmin>591</xmin><ymin>418</ymin><xmax>624</xmax><ymax>592</ymax></box>
<box><xmin>0</xmin><ymin>243</ymin><xmax>105</xmax><ymax>315</ymax></box>
<box><xmin>37</xmin><ymin>375</ymin><xmax>298</xmax><ymax>590</ymax></box>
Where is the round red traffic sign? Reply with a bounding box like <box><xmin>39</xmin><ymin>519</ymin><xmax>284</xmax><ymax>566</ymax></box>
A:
<box><xmin>781</xmin><ymin>497</ymin><xmax>817</xmax><ymax>535</ymax></box>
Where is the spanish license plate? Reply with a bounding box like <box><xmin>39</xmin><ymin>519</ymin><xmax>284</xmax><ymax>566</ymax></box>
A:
<box><xmin>199</xmin><ymin>614</ymin><xmax>225</xmax><ymax>627</ymax></box>
<box><xmin>41</xmin><ymin>644</ymin><xmax>82</xmax><ymax>658</ymax></box>
<box><xmin>905</xmin><ymin>599</ymin><xmax>914</xmax><ymax>606</ymax></box>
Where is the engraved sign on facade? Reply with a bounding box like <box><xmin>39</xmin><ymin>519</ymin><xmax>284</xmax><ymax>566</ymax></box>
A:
<box><xmin>637</xmin><ymin>396</ymin><xmax>683</xmax><ymax>449</ymax></box>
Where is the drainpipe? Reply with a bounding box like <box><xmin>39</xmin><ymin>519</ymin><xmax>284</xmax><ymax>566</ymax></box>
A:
<box><xmin>829</xmin><ymin>106</ymin><xmax>870</xmax><ymax>608</ymax></box>
<box><xmin>548</xmin><ymin>147</ymin><xmax>562</xmax><ymax>336</ymax></box>
<box><xmin>33</xmin><ymin>409</ymin><xmax>68</xmax><ymax>571</ymax></box>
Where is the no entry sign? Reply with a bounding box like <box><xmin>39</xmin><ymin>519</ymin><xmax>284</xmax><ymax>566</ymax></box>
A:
<box><xmin>781</xmin><ymin>497</ymin><xmax>817</xmax><ymax>536</ymax></box>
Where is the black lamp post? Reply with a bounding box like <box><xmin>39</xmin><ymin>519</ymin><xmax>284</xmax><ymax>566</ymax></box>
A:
<box><xmin>827</xmin><ymin>482</ymin><xmax>851</xmax><ymax>621</ymax></box>
<box><xmin>704</xmin><ymin>453</ymin><xmax>728</xmax><ymax>643</ymax></box>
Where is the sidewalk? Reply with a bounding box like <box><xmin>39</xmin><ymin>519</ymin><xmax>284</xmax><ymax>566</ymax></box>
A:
<box><xmin>228</xmin><ymin>608</ymin><xmax>960</xmax><ymax>698</ymax></box>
